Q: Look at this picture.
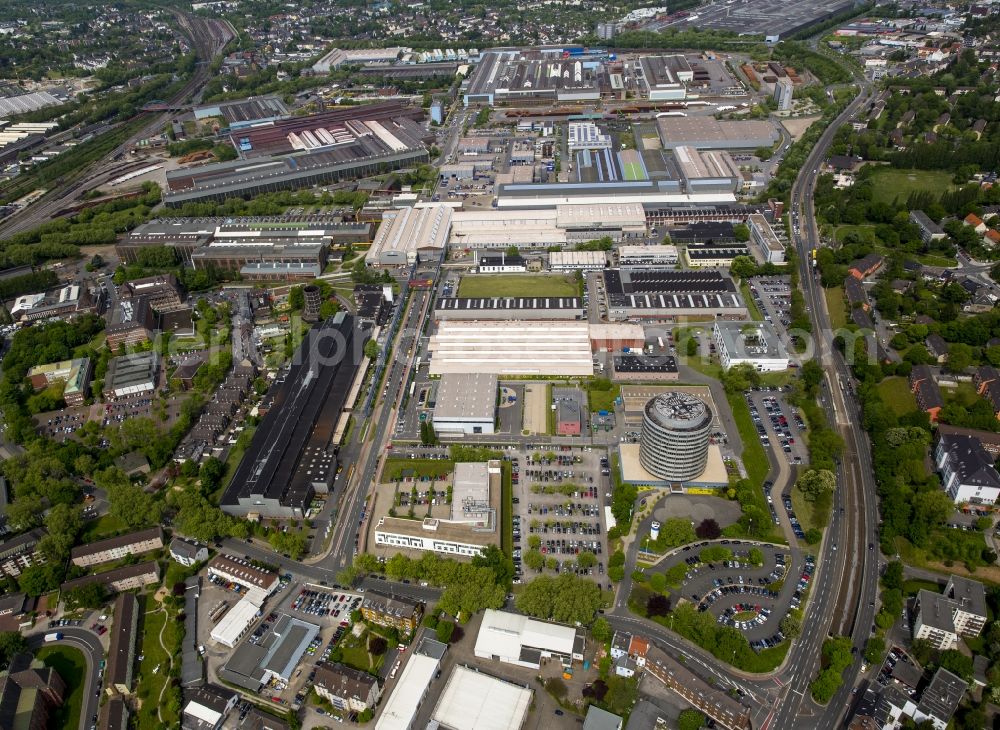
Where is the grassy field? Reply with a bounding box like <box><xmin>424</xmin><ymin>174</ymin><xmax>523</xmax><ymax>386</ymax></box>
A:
<box><xmin>622</xmin><ymin>160</ymin><xmax>645</xmax><ymax>181</ymax></box>
<box><xmin>875</xmin><ymin>377</ymin><xmax>917</xmax><ymax>417</ymax></box>
<box><xmin>135</xmin><ymin>606</ymin><xmax>176</xmax><ymax>730</ymax></box>
<box><xmin>791</xmin><ymin>481</ymin><xmax>827</xmax><ymax>533</ymax></box>
<box><xmin>457</xmin><ymin>274</ymin><xmax>579</xmax><ymax>298</ymax></box>
<box><xmin>825</xmin><ymin>287</ymin><xmax>847</xmax><ymax>330</ymax></box>
<box><xmin>740</xmin><ymin>282</ymin><xmax>764</xmax><ymax>322</ymax></box>
<box><xmin>35</xmin><ymin>645</ymin><xmax>86</xmax><ymax>730</ymax></box>
<box><xmin>79</xmin><ymin>513</ymin><xmax>127</xmax><ymax>541</ymax></box>
<box><xmin>869</xmin><ymin>168</ymin><xmax>955</xmax><ymax>206</ymax></box>
<box><xmin>833</xmin><ymin>224</ymin><xmax>876</xmax><ymax>244</ymax></box>
<box><xmin>586</xmin><ymin>383</ymin><xmax>621</xmax><ymax>414</ymax></box>
<box><xmin>730</xmin><ymin>393</ymin><xmax>769</xmax><ymax>486</ymax></box>
<box><xmin>942</xmin><ymin>382</ymin><xmax>980</xmax><ymax>408</ymax></box>
<box><xmin>383</xmin><ymin>457</ymin><xmax>454</xmax><ymax>481</ymax></box>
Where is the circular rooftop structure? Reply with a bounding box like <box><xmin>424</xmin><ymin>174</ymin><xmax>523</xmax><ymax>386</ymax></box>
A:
<box><xmin>639</xmin><ymin>392</ymin><xmax>713</xmax><ymax>482</ymax></box>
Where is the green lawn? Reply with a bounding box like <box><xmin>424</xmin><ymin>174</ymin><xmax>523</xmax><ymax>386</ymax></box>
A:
<box><xmin>35</xmin><ymin>645</ymin><xmax>86</xmax><ymax>730</ymax></box>
<box><xmin>740</xmin><ymin>282</ymin><xmax>764</xmax><ymax>322</ymax></box>
<box><xmin>875</xmin><ymin>377</ymin><xmax>917</xmax><ymax>417</ymax></box>
<box><xmin>868</xmin><ymin>168</ymin><xmax>955</xmax><ymax>206</ymax></box>
<box><xmin>586</xmin><ymin>383</ymin><xmax>621</xmax><ymax>414</ymax></box>
<box><xmin>79</xmin><ymin>513</ymin><xmax>127</xmax><ymax>541</ymax></box>
<box><xmin>943</xmin><ymin>382</ymin><xmax>980</xmax><ymax>408</ymax></box>
<box><xmin>135</xmin><ymin>606</ymin><xmax>176</xmax><ymax>730</ymax></box>
<box><xmin>825</xmin><ymin>287</ymin><xmax>847</xmax><ymax>330</ymax></box>
<box><xmin>833</xmin><ymin>224</ymin><xmax>876</xmax><ymax>244</ymax></box>
<box><xmin>730</xmin><ymin>394</ymin><xmax>769</xmax><ymax>486</ymax></box>
<box><xmin>383</xmin><ymin>457</ymin><xmax>454</xmax><ymax>481</ymax></box>
<box><xmin>457</xmin><ymin>274</ymin><xmax>579</xmax><ymax>298</ymax></box>
<box><xmin>791</xmin><ymin>480</ymin><xmax>828</xmax><ymax>533</ymax></box>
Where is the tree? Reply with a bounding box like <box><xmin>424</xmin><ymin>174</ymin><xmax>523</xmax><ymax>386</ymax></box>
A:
<box><xmin>0</xmin><ymin>633</ymin><xmax>28</xmax><ymax>670</ymax></box>
<box><xmin>544</xmin><ymin>677</ymin><xmax>568</xmax><ymax>700</ymax></box>
<box><xmin>472</xmin><ymin>544</ymin><xmax>514</xmax><ymax>585</ymax></box>
<box><xmin>695</xmin><ymin>518</ymin><xmax>721</xmax><ymax>539</ymax></box>
<box><xmin>646</xmin><ymin>593</ymin><xmax>671</xmax><ymax>617</ymax></box>
<box><xmin>679</xmin><ymin>709</ymin><xmax>707</xmax><ymax>730</ymax></box>
<box><xmin>591</xmin><ymin>616</ymin><xmax>612</xmax><ymax>644</ymax></box>
<box><xmin>748</xmin><ymin>547</ymin><xmax>764</xmax><ymax>566</ymax></box>
<box><xmin>795</xmin><ymin>469</ymin><xmax>836</xmax><ymax>502</ymax></box>
<box><xmin>648</xmin><ymin>572</ymin><xmax>668</xmax><ymax>593</ymax></box>
<box><xmin>577</xmin><ymin>550</ymin><xmax>597</xmax><ymax>569</ymax></box>
<box><xmin>63</xmin><ymin>582</ymin><xmax>108</xmax><ymax>610</ymax></box>
<box><xmin>653</xmin><ymin>518</ymin><xmax>696</xmax><ymax>551</ymax></box>
<box><xmin>199</xmin><ymin>458</ymin><xmax>225</xmax><ymax>493</ymax></box>
<box><xmin>780</xmin><ymin>614</ymin><xmax>802</xmax><ymax>638</ymax></box>
<box><xmin>514</xmin><ymin>574</ymin><xmax>604</xmax><ymax>625</ymax></box>
<box><xmin>603</xmin><ymin>675</ymin><xmax>639</xmax><ymax>715</ymax></box>
<box><xmin>364</xmin><ymin>340</ymin><xmax>381</xmax><ymax>360</ymax></box>
<box><xmin>882</xmin><ymin>561</ymin><xmax>903</xmax><ymax>591</ymax></box>
<box><xmin>436</xmin><ymin>620</ymin><xmax>456</xmax><ymax>643</ymax></box>
<box><xmin>17</xmin><ymin>564</ymin><xmax>63</xmax><ymax>596</ymax></box>
<box><xmin>368</xmin><ymin>636</ymin><xmax>388</xmax><ymax>655</ymax></box>
<box><xmin>946</xmin><ymin>342</ymin><xmax>973</xmax><ymax>373</ymax></box>
<box><xmin>524</xmin><ymin>549</ymin><xmax>545</xmax><ymax>571</ymax></box>
<box><xmin>287</xmin><ymin>286</ymin><xmax>304</xmax><ymax>311</ymax></box>
<box><xmin>733</xmin><ymin>223</ymin><xmax>750</xmax><ymax>242</ymax></box>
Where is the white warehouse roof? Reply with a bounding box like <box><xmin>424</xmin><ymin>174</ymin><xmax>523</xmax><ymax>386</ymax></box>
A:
<box><xmin>210</xmin><ymin>596</ymin><xmax>259</xmax><ymax>648</ymax></box>
<box><xmin>374</xmin><ymin>653</ymin><xmax>439</xmax><ymax>730</ymax></box>
<box><xmin>431</xmin><ymin>665</ymin><xmax>533</xmax><ymax>730</ymax></box>
<box><xmin>366</xmin><ymin>204</ymin><xmax>451</xmax><ymax>264</ymax></box>
<box><xmin>428</xmin><ymin>321</ymin><xmax>593</xmax><ymax>376</ymax></box>
<box><xmin>475</xmin><ymin>609</ymin><xmax>577</xmax><ymax>660</ymax></box>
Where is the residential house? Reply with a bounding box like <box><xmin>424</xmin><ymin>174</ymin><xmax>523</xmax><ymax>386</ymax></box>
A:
<box><xmin>0</xmin><ymin>653</ymin><xmax>66</xmax><ymax>730</ymax></box>
<box><xmin>170</xmin><ymin>538</ymin><xmax>208</xmax><ymax>567</ymax></box>
<box><xmin>965</xmin><ymin>213</ymin><xmax>987</xmax><ymax>234</ymax></box>
<box><xmin>974</xmin><ymin>365</ymin><xmax>999</xmax><ymax>395</ymax></box>
<box><xmin>0</xmin><ymin>528</ymin><xmax>46</xmax><ymax>578</ymax></box>
<box><xmin>984</xmin><ymin>229</ymin><xmax>1000</xmax><ymax>248</ymax></box>
<box><xmin>910</xmin><ymin>365</ymin><xmax>943</xmax><ymax>422</ymax></box>
<box><xmin>844</xmin><ymin>276</ymin><xmax>870</xmax><ymax>311</ymax></box>
<box><xmin>70</xmin><ymin>526</ymin><xmax>164</xmax><ymax>568</ymax></box>
<box><xmin>360</xmin><ymin>590</ymin><xmax>422</xmax><ymax>634</ymax></box>
<box><xmin>313</xmin><ymin>662</ymin><xmax>382</xmax><ymax>713</ymax></box>
<box><xmin>935</xmin><ymin>433</ymin><xmax>1000</xmax><ymax>505</ymax></box>
<box><xmin>848</xmin><ymin>253</ymin><xmax>883</xmax><ymax>280</ymax></box>
<box><xmin>925</xmin><ymin>334</ymin><xmax>949</xmax><ymax>364</ymax></box>
<box><xmin>106</xmin><ymin>593</ymin><xmax>139</xmax><ymax>696</ymax></box>
<box><xmin>909</xmin><ymin>210</ymin><xmax>946</xmax><ymax>243</ymax></box>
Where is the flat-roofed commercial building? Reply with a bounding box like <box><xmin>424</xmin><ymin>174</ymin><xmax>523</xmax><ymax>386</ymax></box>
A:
<box><xmin>376</xmin><ymin>461</ymin><xmax>500</xmax><ymax>557</ymax></box>
<box><xmin>685</xmin><ymin>244</ymin><xmax>750</xmax><ymax>268</ymax></box>
<box><xmin>448</xmin><ymin>204</ymin><xmax>645</xmax><ymax>250</ymax></box>
<box><xmin>713</xmin><ymin>321</ymin><xmax>789</xmax><ymax>371</ymax></box>
<box><xmin>210</xmin><ymin>596</ymin><xmax>261</xmax><ymax>648</ymax></box>
<box><xmin>207</xmin><ymin>554</ymin><xmax>279</xmax><ymax>605</ymax></box>
<box><xmin>748</xmin><ymin>214</ymin><xmax>785</xmax><ymax>264</ymax></box>
<box><xmin>474</xmin><ymin>609</ymin><xmax>583</xmax><ymax>669</ymax></box>
<box><xmin>103</xmin><ymin>352</ymin><xmax>159</xmax><ymax>399</ymax></box>
<box><xmin>221</xmin><ymin>313</ymin><xmax>366</xmax><ymax>519</ymax></box>
<box><xmin>366</xmin><ymin>205</ymin><xmax>451</xmax><ymax>266</ymax></box>
<box><xmin>431</xmin><ymin>665</ymin><xmax>533</xmax><ymax>730</ymax></box>
<box><xmin>373</xmin><ymin>652</ymin><xmax>439</xmax><ymax>730</ymax></box>
<box><xmin>218</xmin><ymin>614</ymin><xmax>320</xmax><ymax>692</ymax></box>
<box><xmin>618</xmin><ymin>245</ymin><xmax>678</xmax><ymax>267</ymax></box>
<box><xmin>428</xmin><ymin>321</ymin><xmax>593</xmax><ymax>376</ymax></box>
<box><xmin>106</xmin><ymin>593</ymin><xmax>139</xmax><ymax>696</ymax></box>
<box><xmin>674</xmin><ymin>146</ymin><xmax>741</xmax><ymax>194</ymax></box>
<box><xmin>463</xmin><ymin>51</ymin><xmax>600</xmax><ymax>106</ymax></box>
<box><xmin>549</xmin><ymin>251</ymin><xmax>606</xmax><ymax>271</ymax></box>
<box><xmin>432</xmin><ymin>373</ymin><xmax>498</xmax><ymax>435</ymax></box>
<box><xmin>657</xmin><ymin>117</ymin><xmax>779</xmax><ymax>150</ymax></box>
<box><xmin>496</xmin><ymin>181</ymin><xmax>736</xmax><ymax>210</ymax></box>
<box><xmin>638</xmin><ymin>55</ymin><xmax>693</xmax><ymax>100</ymax></box>
<box><xmin>360</xmin><ymin>590</ymin><xmax>422</xmax><ymax>634</ymax></box>
<box><xmin>60</xmin><ymin>561</ymin><xmax>160</xmax><ymax>595</ymax></box>
<box><xmin>434</xmin><ymin>297</ymin><xmax>585</xmax><ymax>321</ymax></box>
<box><xmin>27</xmin><ymin>357</ymin><xmax>92</xmax><ymax>406</ymax></box>
<box><xmin>71</xmin><ymin>526</ymin><xmax>164</xmax><ymax>568</ymax></box>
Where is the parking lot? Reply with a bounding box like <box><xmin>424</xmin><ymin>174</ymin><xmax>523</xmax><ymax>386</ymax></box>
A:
<box><xmin>642</xmin><ymin>541</ymin><xmax>810</xmax><ymax>648</ymax></box>
<box><xmin>511</xmin><ymin>446</ymin><xmax>612</xmax><ymax>587</ymax></box>
<box><xmin>747</xmin><ymin>275</ymin><xmax>793</xmax><ymax>335</ymax></box>
<box><xmin>746</xmin><ymin>389</ymin><xmax>808</xmax><ymax>466</ymax></box>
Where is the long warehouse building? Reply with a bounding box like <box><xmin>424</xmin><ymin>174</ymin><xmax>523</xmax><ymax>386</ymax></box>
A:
<box><xmin>221</xmin><ymin>313</ymin><xmax>367</xmax><ymax>519</ymax></box>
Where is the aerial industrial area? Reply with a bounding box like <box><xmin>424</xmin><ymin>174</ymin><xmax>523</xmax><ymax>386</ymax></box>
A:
<box><xmin>2</xmin><ymin>1</ymin><xmax>1000</xmax><ymax>730</ymax></box>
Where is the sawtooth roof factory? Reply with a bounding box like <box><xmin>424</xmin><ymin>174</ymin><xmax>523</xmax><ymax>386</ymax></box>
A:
<box><xmin>448</xmin><ymin>203</ymin><xmax>647</xmax><ymax>249</ymax></box>
<box><xmin>463</xmin><ymin>50</ymin><xmax>603</xmax><ymax>105</ymax></box>
<box><xmin>365</xmin><ymin>204</ymin><xmax>451</xmax><ymax>266</ymax></box>
<box><xmin>673</xmin><ymin>146</ymin><xmax>742</xmax><ymax>194</ymax></box>
<box><xmin>602</xmin><ymin>269</ymin><xmax>747</xmax><ymax>321</ymax></box>
<box><xmin>221</xmin><ymin>313</ymin><xmax>367</xmax><ymax>519</ymax></box>
<box><xmin>163</xmin><ymin>102</ymin><xmax>429</xmax><ymax>206</ymax></box>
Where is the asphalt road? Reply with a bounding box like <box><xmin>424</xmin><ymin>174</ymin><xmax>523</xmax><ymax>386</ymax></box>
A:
<box><xmin>27</xmin><ymin>628</ymin><xmax>103</xmax><ymax>730</ymax></box>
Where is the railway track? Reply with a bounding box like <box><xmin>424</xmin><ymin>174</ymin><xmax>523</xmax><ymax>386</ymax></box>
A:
<box><xmin>0</xmin><ymin>11</ymin><xmax>234</xmax><ymax>239</ymax></box>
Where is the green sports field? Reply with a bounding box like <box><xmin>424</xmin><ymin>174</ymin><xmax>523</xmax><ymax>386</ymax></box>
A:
<box><xmin>457</xmin><ymin>274</ymin><xmax>580</xmax><ymax>298</ymax></box>
<box><xmin>622</xmin><ymin>161</ymin><xmax>645</xmax><ymax>181</ymax></box>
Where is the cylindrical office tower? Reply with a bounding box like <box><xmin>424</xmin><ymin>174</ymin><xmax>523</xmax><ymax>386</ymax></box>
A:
<box><xmin>639</xmin><ymin>392</ymin><xmax>713</xmax><ymax>482</ymax></box>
